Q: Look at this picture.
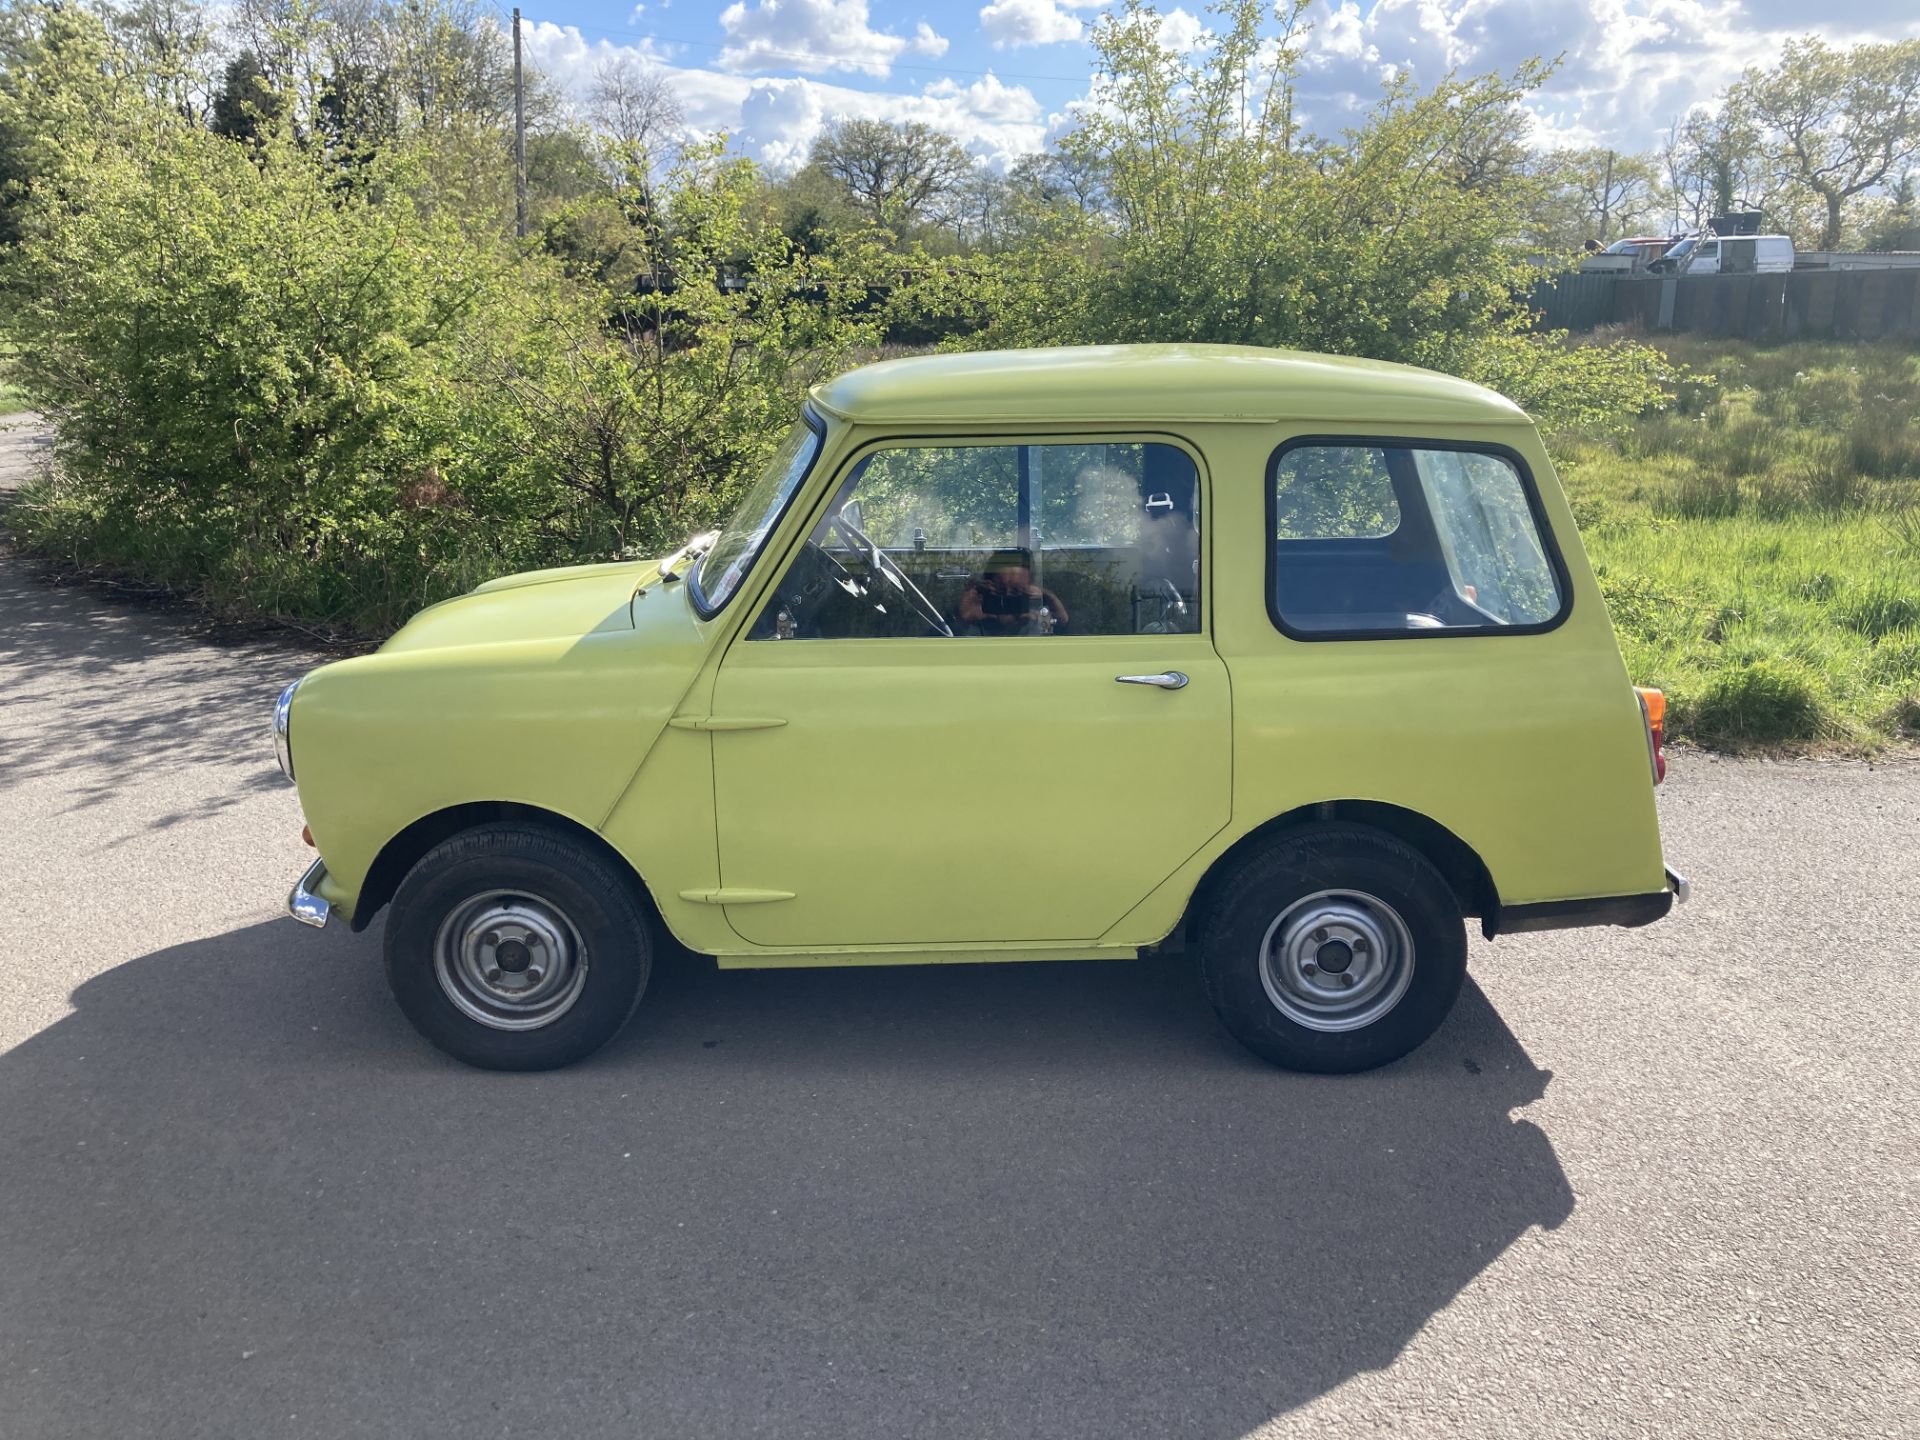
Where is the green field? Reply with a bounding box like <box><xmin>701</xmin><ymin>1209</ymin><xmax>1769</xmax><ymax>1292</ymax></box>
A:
<box><xmin>1558</xmin><ymin>336</ymin><xmax>1920</xmax><ymax>751</ymax></box>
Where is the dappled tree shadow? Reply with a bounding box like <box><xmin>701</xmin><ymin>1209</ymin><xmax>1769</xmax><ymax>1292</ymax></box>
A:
<box><xmin>1</xmin><ymin>924</ymin><xmax>1572</xmax><ymax>1438</ymax></box>
<box><xmin>0</xmin><ymin>424</ymin><xmax>326</xmax><ymax>818</ymax></box>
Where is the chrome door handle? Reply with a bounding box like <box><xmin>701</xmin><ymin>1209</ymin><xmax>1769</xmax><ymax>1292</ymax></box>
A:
<box><xmin>1115</xmin><ymin>671</ymin><xmax>1189</xmax><ymax>690</ymax></box>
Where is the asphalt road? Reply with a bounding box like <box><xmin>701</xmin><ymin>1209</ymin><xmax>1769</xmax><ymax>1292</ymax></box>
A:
<box><xmin>2</xmin><ymin>414</ymin><xmax>1916</xmax><ymax>1439</ymax></box>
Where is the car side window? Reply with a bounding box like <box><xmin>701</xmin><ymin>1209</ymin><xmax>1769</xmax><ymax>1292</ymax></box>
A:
<box><xmin>751</xmin><ymin>440</ymin><xmax>1202</xmax><ymax>640</ymax></box>
<box><xmin>1268</xmin><ymin>440</ymin><xmax>1564</xmax><ymax>637</ymax></box>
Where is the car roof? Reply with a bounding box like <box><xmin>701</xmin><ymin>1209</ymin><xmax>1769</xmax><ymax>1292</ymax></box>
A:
<box><xmin>808</xmin><ymin>344</ymin><xmax>1531</xmax><ymax>428</ymax></box>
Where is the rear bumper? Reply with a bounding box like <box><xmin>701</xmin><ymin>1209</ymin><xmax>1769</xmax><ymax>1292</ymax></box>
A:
<box><xmin>1484</xmin><ymin>860</ymin><xmax>1690</xmax><ymax>938</ymax></box>
<box><xmin>288</xmin><ymin>859</ymin><xmax>332</xmax><ymax>928</ymax></box>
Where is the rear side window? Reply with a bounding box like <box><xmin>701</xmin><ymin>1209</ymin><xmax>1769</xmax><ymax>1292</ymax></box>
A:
<box><xmin>1268</xmin><ymin>439</ymin><xmax>1566</xmax><ymax>638</ymax></box>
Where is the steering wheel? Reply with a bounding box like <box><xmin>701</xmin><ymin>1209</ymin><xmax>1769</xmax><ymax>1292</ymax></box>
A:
<box><xmin>831</xmin><ymin>509</ymin><xmax>955</xmax><ymax>638</ymax></box>
<box><xmin>807</xmin><ymin>537</ymin><xmax>869</xmax><ymax>603</ymax></box>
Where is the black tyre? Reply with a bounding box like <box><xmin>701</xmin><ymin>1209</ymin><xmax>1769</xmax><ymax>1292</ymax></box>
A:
<box><xmin>384</xmin><ymin>824</ymin><xmax>652</xmax><ymax>1071</ymax></box>
<box><xmin>1197</xmin><ymin>825</ymin><xmax>1466</xmax><ymax>1074</ymax></box>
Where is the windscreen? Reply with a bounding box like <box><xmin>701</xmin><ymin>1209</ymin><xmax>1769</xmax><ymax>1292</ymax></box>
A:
<box><xmin>691</xmin><ymin>417</ymin><xmax>823</xmax><ymax>615</ymax></box>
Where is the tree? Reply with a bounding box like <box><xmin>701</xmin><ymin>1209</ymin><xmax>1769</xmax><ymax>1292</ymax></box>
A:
<box><xmin>0</xmin><ymin>1</ymin><xmax>134</xmax><ymax>245</ymax></box>
<box><xmin>763</xmin><ymin>162</ymin><xmax>864</xmax><ymax>255</ymax></box>
<box><xmin>808</xmin><ymin>117</ymin><xmax>975</xmax><ymax>231</ymax></box>
<box><xmin>1528</xmin><ymin>147</ymin><xmax>1661</xmax><ymax>248</ymax></box>
<box><xmin>210</xmin><ymin>50</ymin><xmax>283</xmax><ymax>142</ymax></box>
<box><xmin>964</xmin><ymin>0</ymin><xmax>1676</xmax><ymax>435</ymax></box>
<box><xmin>1443</xmin><ymin>101</ymin><xmax>1534</xmax><ymax>193</ymax></box>
<box><xmin>1660</xmin><ymin>105</ymin><xmax>1774</xmax><ymax>233</ymax></box>
<box><xmin>587</xmin><ymin>54</ymin><xmax>681</xmax><ymax>185</ymax></box>
<box><xmin>1006</xmin><ymin>150</ymin><xmax>1104</xmax><ymax>212</ymax></box>
<box><xmin>113</xmin><ymin>0</ymin><xmax>219</xmax><ymax>125</ymax></box>
<box><xmin>476</xmin><ymin>141</ymin><xmax>918</xmax><ymax>559</ymax></box>
<box><xmin>1736</xmin><ymin>35</ymin><xmax>1920</xmax><ymax>249</ymax></box>
<box><xmin>1859</xmin><ymin>169</ymin><xmax>1920</xmax><ymax>251</ymax></box>
<box><xmin>316</xmin><ymin>60</ymin><xmax>398</xmax><ymax>150</ymax></box>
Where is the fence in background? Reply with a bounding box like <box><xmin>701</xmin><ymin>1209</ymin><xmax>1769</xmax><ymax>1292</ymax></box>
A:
<box><xmin>1530</xmin><ymin>268</ymin><xmax>1920</xmax><ymax>340</ymax></box>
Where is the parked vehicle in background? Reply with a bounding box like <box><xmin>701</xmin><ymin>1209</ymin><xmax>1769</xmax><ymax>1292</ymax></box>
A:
<box><xmin>1650</xmin><ymin>234</ymin><xmax>1795</xmax><ymax>275</ymax></box>
<box><xmin>273</xmin><ymin>345</ymin><xmax>1687</xmax><ymax>1076</ymax></box>
<box><xmin>1578</xmin><ymin>236</ymin><xmax>1677</xmax><ymax>273</ymax></box>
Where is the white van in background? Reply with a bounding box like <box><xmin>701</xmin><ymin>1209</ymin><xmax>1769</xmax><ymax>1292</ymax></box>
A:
<box><xmin>1657</xmin><ymin>234</ymin><xmax>1795</xmax><ymax>275</ymax></box>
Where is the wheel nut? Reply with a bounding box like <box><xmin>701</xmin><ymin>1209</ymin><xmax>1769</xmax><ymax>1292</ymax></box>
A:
<box><xmin>1340</xmin><ymin>973</ymin><xmax>1357</xmax><ymax>988</ymax></box>
<box><xmin>1312</xmin><ymin>928</ymin><xmax>1328</xmax><ymax>943</ymax></box>
<box><xmin>1352</xmin><ymin>938</ymin><xmax>1369</xmax><ymax>953</ymax></box>
<box><xmin>1303</xmin><ymin>962</ymin><xmax>1319</xmax><ymax>976</ymax></box>
<box><xmin>483</xmin><ymin>930</ymin><xmax>500</xmax><ymax>948</ymax></box>
<box><xmin>526</xmin><ymin>967</ymin><xmax>544</xmax><ymax>983</ymax></box>
<box><xmin>485</xmin><ymin>967</ymin><xmax>503</xmax><ymax>985</ymax></box>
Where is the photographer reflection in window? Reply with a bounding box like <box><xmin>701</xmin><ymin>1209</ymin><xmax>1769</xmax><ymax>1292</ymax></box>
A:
<box><xmin>957</xmin><ymin>550</ymin><xmax>1071</xmax><ymax>636</ymax></box>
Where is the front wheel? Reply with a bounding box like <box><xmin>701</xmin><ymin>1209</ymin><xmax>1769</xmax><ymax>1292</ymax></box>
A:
<box><xmin>1197</xmin><ymin>825</ymin><xmax>1467</xmax><ymax>1073</ymax></box>
<box><xmin>384</xmin><ymin>824</ymin><xmax>652</xmax><ymax>1071</ymax></box>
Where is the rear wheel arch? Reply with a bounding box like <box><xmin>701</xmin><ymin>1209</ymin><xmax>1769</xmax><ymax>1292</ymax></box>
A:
<box><xmin>350</xmin><ymin>802</ymin><xmax>663</xmax><ymax>936</ymax></box>
<box><xmin>1184</xmin><ymin>800</ymin><xmax>1497</xmax><ymax>938</ymax></box>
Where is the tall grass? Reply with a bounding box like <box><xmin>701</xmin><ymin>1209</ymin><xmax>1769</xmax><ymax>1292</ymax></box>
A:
<box><xmin>1563</xmin><ymin>337</ymin><xmax>1920</xmax><ymax>750</ymax></box>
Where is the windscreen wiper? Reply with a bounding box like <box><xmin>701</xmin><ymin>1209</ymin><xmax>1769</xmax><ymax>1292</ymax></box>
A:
<box><xmin>657</xmin><ymin>530</ymin><xmax>719</xmax><ymax>584</ymax></box>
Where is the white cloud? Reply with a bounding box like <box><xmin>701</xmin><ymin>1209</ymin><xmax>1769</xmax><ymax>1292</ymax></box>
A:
<box><xmin>714</xmin><ymin>0</ymin><xmax>950</xmax><ymax>78</ymax></box>
<box><xmin>1289</xmin><ymin>0</ymin><xmax>1820</xmax><ymax>150</ymax></box>
<box><xmin>911</xmin><ymin>22</ymin><xmax>951</xmax><ymax>58</ymax></box>
<box><xmin>924</xmin><ymin>72</ymin><xmax>1046</xmax><ymax>123</ymax></box>
<box><xmin>531</xmin><ymin>1</ymin><xmax>1920</xmax><ymax>175</ymax></box>
<box><xmin>978</xmin><ymin>0</ymin><xmax>1089</xmax><ymax>49</ymax></box>
<box><xmin>523</xmin><ymin>24</ymin><xmax>1050</xmax><ymax>168</ymax></box>
<box><xmin>1154</xmin><ymin>7</ymin><xmax>1210</xmax><ymax>53</ymax></box>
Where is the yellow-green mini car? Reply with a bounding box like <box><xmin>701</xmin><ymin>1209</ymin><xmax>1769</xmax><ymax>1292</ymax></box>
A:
<box><xmin>277</xmin><ymin>344</ymin><xmax>1686</xmax><ymax>1073</ymax></box>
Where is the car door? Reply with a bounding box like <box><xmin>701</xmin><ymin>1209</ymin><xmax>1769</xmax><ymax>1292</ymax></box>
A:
<box><xmin>706</xmin><ymin>435</ymin><xmax>1232</xmax><ymax>949</ymax></box>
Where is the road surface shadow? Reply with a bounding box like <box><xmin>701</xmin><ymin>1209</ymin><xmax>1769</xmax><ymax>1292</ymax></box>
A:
<box><xmin>0</xmin><ymin>924</ymin><xmax>1572</xmax><ymax>1439</ymax></box>
<box><xmin>0</xmin><ymin>550</ymin><xmax>314</xmax><ymax>812</ymax></box>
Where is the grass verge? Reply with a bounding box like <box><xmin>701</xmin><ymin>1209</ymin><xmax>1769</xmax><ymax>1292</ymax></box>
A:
<box><xmin>1560</xmin><ymin>335</ymin><xmax>1919</xmax><ymax>752</ymax></box>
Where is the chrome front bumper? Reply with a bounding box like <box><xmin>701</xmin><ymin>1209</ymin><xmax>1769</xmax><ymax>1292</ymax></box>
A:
<box><xmin>288</xmin><ymin>859</ymin><xmax>332</xmax><ymax>928</ymax></box>
<box><xmin>1665</xmin><ymin>864</ymin><xmax>1690</xmax><ymax>905</ymax></box>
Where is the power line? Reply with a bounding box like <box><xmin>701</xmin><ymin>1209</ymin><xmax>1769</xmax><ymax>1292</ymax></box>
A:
<box><xmin>518</xmin><ymin>10</ymin><xmax>1092</xmax><ymax>87</ymax></box>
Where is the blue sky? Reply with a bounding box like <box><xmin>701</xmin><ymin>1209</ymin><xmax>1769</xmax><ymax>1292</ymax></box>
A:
<box><xmin>519</xmin><ymin>0</ymin><xmax>1920</xmax><ymax>167</ymax></box>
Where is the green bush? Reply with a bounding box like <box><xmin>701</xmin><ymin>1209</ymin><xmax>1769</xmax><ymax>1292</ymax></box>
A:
<box><xmin>1</xmin><ymin>110</ymin><xmax>905</xmax><ymax>630</ymax></box>
<box><xmin>1684</xmin><ymin>656</ymin><xmax>1836</xmax><ymax>748</ymax></box>
<box><xmin>2</xmin><ymin>129</ymin><xmax>523</xmax><ymax>627</ymax></box>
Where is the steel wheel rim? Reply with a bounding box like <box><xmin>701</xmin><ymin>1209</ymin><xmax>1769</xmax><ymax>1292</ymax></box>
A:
<box><xmin>432</xmin><ymin>889</ymin><xmax>589</xmax><ymax>1032</ymax></box>
<box><xmin>1258</xmin><ymin>888</ymin><xmax>1415</xmax><ymax>1033</ymax></box>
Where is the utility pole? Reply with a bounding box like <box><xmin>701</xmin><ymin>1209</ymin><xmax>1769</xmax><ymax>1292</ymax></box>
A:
<box><xmin>1599</xmin><ymin>148</ymin><xmax>1614</xmax><ymax>242</ymax></box>
<box><xmin>512</xmin><ymin>6</ymin><xmax>528</xmax><ymax>239</ymax></box>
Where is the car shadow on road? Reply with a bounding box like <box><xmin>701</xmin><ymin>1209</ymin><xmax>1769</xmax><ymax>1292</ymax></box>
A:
<box><xmin>0</xmin><ymin>922</ymin><xmax>1573</xmax><ymax>1440</ymax></box>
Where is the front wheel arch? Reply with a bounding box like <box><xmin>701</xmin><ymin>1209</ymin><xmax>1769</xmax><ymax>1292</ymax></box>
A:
<box><xmin>350</xmin><ymin>802</ymin><xmax>661</xmax><ymax>936</ymax></box>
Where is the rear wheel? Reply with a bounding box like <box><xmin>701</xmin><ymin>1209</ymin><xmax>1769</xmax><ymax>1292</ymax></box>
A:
<box><xmin>1197</xmin><ymin>825</ymin><xmax>1466</xmax><ymax>1073</ymax></box>
<box><xmin>384</xmin><ymin>824</ymin><xmax>651</xmax><ymax>1071</ymax></box>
